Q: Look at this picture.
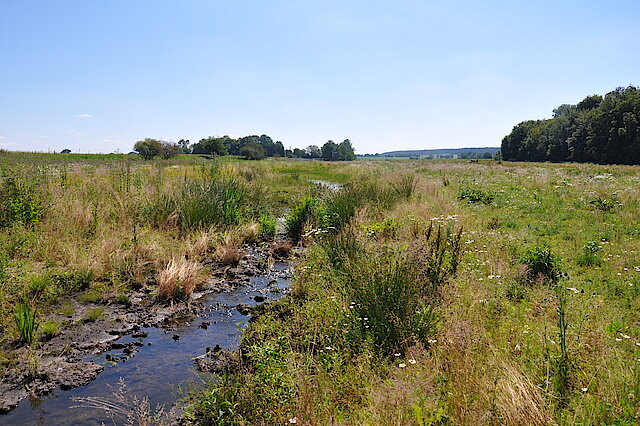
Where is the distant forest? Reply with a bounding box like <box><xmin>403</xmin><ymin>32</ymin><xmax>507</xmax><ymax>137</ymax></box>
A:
<box><xmin>134</xmin><ymin>135</ymin><xmax>356</xmax><ymax>161</ymax></box>
<box><xmin>368</xmin><ymin>147</ymin><xmax>499</xmax><ymax>159</ymax></box>
<box><xmin>501</xmin><ymin>86</ymin><xmax>640</xmax><ymax>164</ymax></box>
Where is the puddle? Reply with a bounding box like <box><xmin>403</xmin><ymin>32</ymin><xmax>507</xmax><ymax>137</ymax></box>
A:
<box><xmin>1</xmin><ymin>262</ymin><xmax>291</xmax><ymax>425</ymax></box>
<box><xmin>310</xmin><ymin>180</ymin><xmax>341</xmax><ymax>191</ymax></box>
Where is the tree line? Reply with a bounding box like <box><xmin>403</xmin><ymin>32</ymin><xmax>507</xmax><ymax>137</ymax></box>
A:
<box><xmin>134</xmin><ymin>135</ymin><xmax>356</xmax><ymax>161</ymax></box>
<box><xmin>501</xmin><ymin>86</ymin><xmax>640</xmax><ymax>164</ymax></box>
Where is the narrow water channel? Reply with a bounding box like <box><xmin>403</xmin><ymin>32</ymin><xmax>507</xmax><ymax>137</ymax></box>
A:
<box><xmin>1</xmin><ymin>262</ymin><xmax>291</xmax><ymax>425</ymax></box>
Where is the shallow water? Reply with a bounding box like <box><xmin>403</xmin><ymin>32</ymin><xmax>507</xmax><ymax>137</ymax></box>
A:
<box><xmin>310</xmin><ymin>179</ymin><xmax>342</xmax><ymax>191</ymax></box>
<box><xmin>1</xmin><ymin>262</ymin><xmax>291</xmax><ymax>426</ymax></box>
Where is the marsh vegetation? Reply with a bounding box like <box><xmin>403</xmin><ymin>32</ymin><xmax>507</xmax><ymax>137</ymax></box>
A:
<box><xmin>1</xmin><ymin>152</ymin><xmax>639</xmax><ymax>424</ymax></box>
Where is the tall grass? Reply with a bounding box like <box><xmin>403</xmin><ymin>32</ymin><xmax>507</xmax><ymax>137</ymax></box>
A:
<box><xmin>285</xmin><ymin>195</ymin><xmax>318</xmax><ymax>242</ymax></box>
<box><xmin>144</xmin><ymin>177</ymin><xmax>246</xmax><ymax>231</ymax></box>
<box><xmin>14</xmin><ymin>301</ymin><xmax>37</xmax><ymax>344</ymax></box>
<box><xmin>157</xmin><ymin>258</ymin><xmax>207</xmax><ymax>300</ymax></box>
<box><xmin>344</xmin><ymin>249</ymin><xmax>440</xmax><ymax>354</ymax></box>
<box><xmin>341</xmin><ymin>226</ymin><xmax>462</xmax><ymax>355</ymax></box>
<box><xmin>0</xmin><ymin>175</ymin><xmax>45</xmax><ymax>227</ymax></box>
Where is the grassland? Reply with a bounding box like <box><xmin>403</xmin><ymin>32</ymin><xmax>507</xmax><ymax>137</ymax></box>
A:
<box><xmin>1</xmin><ymin>152</ymin><xmax>639</xmax><ymax>424</ymax></box>
<box><xmin>185</xmin><ymin>159</ymin><xmax>640</xmax><ymax>425</ymax></box>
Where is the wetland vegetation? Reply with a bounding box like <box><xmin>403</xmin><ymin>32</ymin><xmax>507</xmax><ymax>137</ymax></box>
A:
<box><xmin>1</xmin><ymin>151</ymin><xmax>639</xmax><ymax>424</ymax></box>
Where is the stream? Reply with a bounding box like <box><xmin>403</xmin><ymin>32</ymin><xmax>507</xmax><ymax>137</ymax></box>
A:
<box><xmin>1</xmin><ymin>262</ymin><xmax>291</xmax><ymax>425</ymax></box>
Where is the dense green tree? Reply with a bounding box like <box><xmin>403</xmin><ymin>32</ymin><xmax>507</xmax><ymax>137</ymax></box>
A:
<box><xmin>240</xmin><ymin>141</ymin><xmax>266</xmax><ymax>160</ymax></box>
<box><xmin>274</xmin><ymin>141</ymin><xmax>285</xmax><ymax>157</ymax></box>
<box><xmin>292</xmin><ymin>148</ymin><xmax>305</xmax><ymax>158</ymax></box>
<box><xmin>337</xmin><ymin>139</ymin><xmax>356</xmax><ymax>160</ymax></box>
<box><xmin>306</xmin><ymin>145</ymin><xmax>321</xmax><ymax>158</ymax></box>
<box><xmin>160</xmin><ymin>141</ymin><xmax>181</xmax><ymax>159</ymax></box>
<box><xmin>193</xmin><ymin>137</ymin><xmax>228</xmax><ymax>156</ymax></box>
<box><xmin>501</xmin><ymin>86</ymin><xmax>640</xmax><ymax>165</ymax></box>
<box><xmin>134</xmin><ymin>138</ymin><xmax>162</xmax><ymax>160</ymax></box>
<box><xmin>321</xmin><ymin>140</ymin><xmax>338</xmax><ymax>160</ymax></box>
<box><xmin>187</xmin><ymin>133</ymin><xmax>290</xmax><ymax>159</ymax></box>
<box><xmin>178</xmin><ymin>139</ymin><xmax>191</xmax><ymax>154</ymax></box>
<box><xmin>577</xmin><ymin>95</ymin><xmax>602</xmax><ymax>111</ymax></box>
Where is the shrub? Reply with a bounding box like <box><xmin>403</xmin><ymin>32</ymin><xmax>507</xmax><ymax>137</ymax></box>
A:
<box><xmin>518</xmin><ymin>245</ymin><xmax>561</xmax><ymax>284</ymax></box>
<box><xmin>14</xmin><ymin>301</ymin><xmax>37</xmax><ymax>344</ymax></box>
<box><xmin>458</xmin><ymin>186</ymin><xmax>494</xmax><ymax>204</ymax></box>
<box><xmin>157</xmin><ymin>258</ymin><xmax>207</xmax><ymax>300</ymax></box>
<box><xmin>363</xmin><ymin>218</ymin><xmax>397</xmax><ymax>239</ymax></box>
<box><xmin>0</xmin><ymin>176</ymin><xmax>44</xmax><ymax>227</ymax></box>
<box><xmin>240</xmin><ymin>142</ymin><xmax>266</xmax><ymax>160</ymax></box>
<box><xmin>160</xmin><ymin>141</ymin><xmax>181</xmax><ymax>159</ymax></box>
<box><xmin>590</xmin><ymin>196</ymin><xmax>620</xmax><ymax>211</ymax></box>
<box><xmin>133</xmin><ymin>138</ymin><xmax>162</xmax><ymax>160</ymax></box>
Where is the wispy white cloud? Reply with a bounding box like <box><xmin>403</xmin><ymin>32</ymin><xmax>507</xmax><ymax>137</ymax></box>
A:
<box><xmin>68</xmin><ymin>130</ymin><xmax>84</xmax><ymax>136</ymax></box>
<box><xmin>73</xmin><ymin>113</ymin><xmax>94</xmax><ymax>119</ymax></box>
<box><xmin>0</xmin><ymin>142</ymin><xmax>16</xmax><ymax>147</ymax></box>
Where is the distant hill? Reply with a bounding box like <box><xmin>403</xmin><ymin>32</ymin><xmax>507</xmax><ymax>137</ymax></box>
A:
<box><xmin>362</xmin><ymin>147</ymin><xmax>499</xmax><ymax>159</ymax></box>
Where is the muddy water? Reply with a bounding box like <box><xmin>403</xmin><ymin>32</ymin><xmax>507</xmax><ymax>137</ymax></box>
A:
<box><xmin>1</xmin><ymin>262</ymin><xmax>291</xmax><ymax>426</ymax></box>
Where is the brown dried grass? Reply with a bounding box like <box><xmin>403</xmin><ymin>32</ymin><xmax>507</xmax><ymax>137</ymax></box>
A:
<box><xmin>496</xmin><ymin>363</ymin><xmax>554</xmax><ymax>425</ymax></box>
<box><xmin>157</xmin><ymin>258</ymin><xmax>207</xmax><ymax>300</ymax></box>
<box><xmin>271</xmin><ymin>241</ymin><xmax>292</xmax><ymax>258</ymax></box>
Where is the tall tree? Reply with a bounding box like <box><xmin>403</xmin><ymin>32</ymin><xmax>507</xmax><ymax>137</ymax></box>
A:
<box><xmin>240</xmin><ymin>141</ymin><xmax>266</xmax><ymax>160</ymax></box>
<box><xmin>337</xmin><ymin>139</ymin><xmax>356</xmax><ymax>160</ymax></box>
<box><xmin>306</xmin><ymin>145</ymin><xmax>321</xmax><ymax>158</ymax></box>
<box><xmin>502</xmin><ymin>86</ymin><xmax>640</xmax><ymax>165</ymax></box>
<box><xmin>134</xmin><ymin>138</ymin><xmax>162</xmax><ymax>160</ymax></box>
<box><xmin>321</xmin><ymin>140</ymin><xmax>338</xmax><ymax>160</ymax></box>
<box><xmin>194</xmin><ymin>137</ymin><xmax>228</xmax><ymax>156</ymax></box>
<box><xmin>178</xmin><ymin>139</ymin><xmax>191</xmax><ymax>154</ymax></box>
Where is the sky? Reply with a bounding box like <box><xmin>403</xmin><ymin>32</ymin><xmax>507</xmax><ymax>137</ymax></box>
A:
<box><xmin>1</xmin><ymin>1</ymin><xmax>639</xmax><ymax>154</ymax></box>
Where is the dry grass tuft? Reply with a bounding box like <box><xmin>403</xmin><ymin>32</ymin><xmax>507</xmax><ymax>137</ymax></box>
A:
<box><xmin>496</xmin><ymin>363</ymin><xmax>554</xmax><ymax>425</ymax></box>
<box><xmin>157</xmin><ymin>258</ymin><xmax>207</xmax><ymax>300</ymax></box>
<box><xmin>215</xmin><ymin>244</ymin><xmax>242</xmax><ymax>266</ymax></box>
<box><xmin>237</xmin><ymin>222</ymin><xmax>260</xmax><ymax>244</ymax></box>
<box><xmin>188</xmin><ymin>231</ymin><xmax>213</xmax><ymax>258</ymax></box>
<box><xmin>271</xmin><ymin>241</ymin><xmax>292</xmax><ymax>258</ymax></box>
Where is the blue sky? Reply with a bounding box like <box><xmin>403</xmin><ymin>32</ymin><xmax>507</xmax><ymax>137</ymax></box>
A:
<box><xmin>1</xmin><ymin>1</ymin><xmax>639</xmax><ymax>154</ymax></box>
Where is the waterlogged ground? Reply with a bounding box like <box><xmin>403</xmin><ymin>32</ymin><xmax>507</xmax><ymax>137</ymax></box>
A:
<box><xmin>1</xmin><ymin>263</ymin><xmax>291</xmax><ymax>425</ymax></box>
<box><xmin>2</xmin><ymin>156</ymin><xmax>640</xmax><ymax>424</ymax></box>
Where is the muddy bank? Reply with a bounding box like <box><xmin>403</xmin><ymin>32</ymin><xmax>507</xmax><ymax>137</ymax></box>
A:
<box><xmin>0</xmin><ymin>241</ymin><xmax>295</xmax><ymax>415</ymax></box>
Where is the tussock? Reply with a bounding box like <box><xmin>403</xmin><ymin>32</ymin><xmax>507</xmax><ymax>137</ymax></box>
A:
<box><xmin>496</xmin><ymin>363</ymin><xmax>554</xmax><ymax>425</ymax></box>
<box><xmin>157</xmin><ymin>258</ymin><xmax>206</xmax><ymax>300</ymax></box>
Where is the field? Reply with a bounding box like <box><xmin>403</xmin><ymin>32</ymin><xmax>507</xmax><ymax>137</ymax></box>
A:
<box><xmin>1</xmin><ymin>152</ymin><xmax>639</xmax><ymax>424</ymax></box>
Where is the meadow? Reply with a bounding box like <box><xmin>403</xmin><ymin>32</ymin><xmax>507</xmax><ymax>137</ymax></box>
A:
<box><xmin>1</xmin><ymin>152</ymin><xmax>639</xmax><ymax>424</ymax></box>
